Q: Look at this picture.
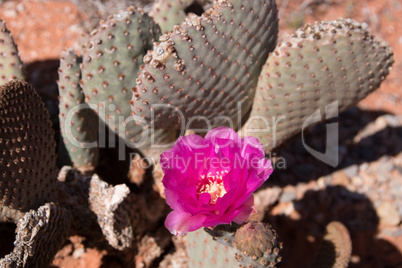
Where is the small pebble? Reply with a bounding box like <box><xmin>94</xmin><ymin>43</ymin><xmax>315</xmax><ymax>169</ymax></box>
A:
<box><xmin>343</xmin><ymin>164</ymin><xmax>359</xmax><ymax>177</ymax></box>
<box><xmin>376</xmin><ymin>202</ymin><xmax>401</xmax><ymax>227</ymax></box>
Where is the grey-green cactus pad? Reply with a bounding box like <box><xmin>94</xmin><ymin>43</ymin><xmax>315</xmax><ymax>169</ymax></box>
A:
<box><xmin>80</xmin><ymin>6</ymin><xmax>161</xmax><ymax>145</ymax></box>
<box><xmin>132</xmin><ymin>0</ymin><xmax>278</xmax><ymax>130</ymax></box>
<box><xmin>150</xmin><ymin>0</ymin><xmax>195</xmax><ymax>33</ymax></box>
<box><xmin>58</xmin><ymin>49</ymin><xmax>99</xmax><ymax>172</ymax></box>
<box><xmin>0</xmin><ymin>20</ymin><xmax>23</xmax><ymax>85</ymax></box>
<box><xmin>241</xmin><ymin>18</ymin><xmax>394</xmax><ymax>151</ymax></box>
<box><xmin>0</xmin><ymin>81</ymin><xmax>57</xmax><ymax>220</ymax></box>
<box><xmin>187</xmin><ymin>229</ymin><xmax>240</xmax><ymax>267</ymax></box>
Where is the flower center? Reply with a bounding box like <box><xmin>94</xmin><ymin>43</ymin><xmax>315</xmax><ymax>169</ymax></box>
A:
<box><xmin>197</xmin><ymin>170</ymin><xmax>228</xmax><ymax>205</ymax></box>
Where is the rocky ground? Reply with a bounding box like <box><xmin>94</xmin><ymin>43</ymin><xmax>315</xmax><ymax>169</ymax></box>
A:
<box><xmin>0</xmin><ymin>0</ymin><xmax>401</xmax><ymax>267</ymax></box>
<box><xmin>254</xmin><ymin>109</ymin><xmax>402</xmax><ymax>268</ymax></box>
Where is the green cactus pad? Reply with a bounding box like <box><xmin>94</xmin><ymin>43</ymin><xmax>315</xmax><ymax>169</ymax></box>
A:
<box><xmin>186</xmin><ymin>229</ymin><xmax>240</xmax><ymax>267</ymax></box>
<box><xmin>241</xmin><ymin>18</ymin><xmax>394</xmax><ymax>151</ymax></box>
<box><xmin>80</xmin><ymin>6</ymin><xmax>162</xmax><ymax>145</ymax></box>
<box><xmin>150</xmin><ymin>0</ymin><xmax>195</xmax><ymax>33</ymax></box>
<box><xmin>132</xmin><ymin>0</ymin><xmax>278</xmax><ymax>130</ymax></box>
<box><xmin>0</xmin><ymin>81</ymin><xmax>57</xmax><ymax>221</ymax></box>
<box><xmin>0</xmin><ymin>20</ymin><xmax>24</xmax><ymax>85</ymax></box>
<box><xmin>58</xmin><ymin>49</ymin><xmax>99</xmax><ymax>173</ymax></box>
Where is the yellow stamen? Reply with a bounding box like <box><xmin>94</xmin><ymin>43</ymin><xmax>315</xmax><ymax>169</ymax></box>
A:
<box><xmin>197</xmin><ymin>170</ymin><xmax>228</xmax><ymax>205</ymax></box>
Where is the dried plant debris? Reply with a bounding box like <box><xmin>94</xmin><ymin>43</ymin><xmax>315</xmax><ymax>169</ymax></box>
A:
<box><xmin>311</xmin><ymin>221</ymin><xmax>352</xmax><ymax>268</ymax></box>
<box><xmin>0</xmin><ymin>203</ymin><xmax>71</xmax><ymax>268</ymax></box>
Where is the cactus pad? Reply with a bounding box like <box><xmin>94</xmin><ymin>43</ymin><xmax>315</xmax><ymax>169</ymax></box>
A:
<box><xmin>233</xmin><ymin>221</ymin><xmax>282</xmax><ymax>267</ymax></box>
<box><xmin>80</xmin><ymin>6</ymin><xmax>162</xmax><ymax>145</ymax></box>
<box><xmin>58</xmin><ymin>49</ymin><xmax>99</xmax><ymax>173</ymax></box>
<box><xmin>204</xmin><ymin>223</ymin><xmax>238</xmax><ymax>246</ymax></box>
<box><xmin>132</xmin><ymin>0</ymin><xmax>278</xmax><ymax>130</ymax></box>
<box><xmin>241</xmin><ymin>18</ymin><xmax>394</xmax><ymax>151</ymax></box>
<box><xmin>150</xmin><ymin>0</ymin><xmax>195</xmax><ymax>33</ymax></box>
<box><xmin>0</xmin><ymin>81</ymin><xmax>57</xmax><ymax>221</ymax></box>
<box><xmin>0</xmin><ymin>20</ymin><xmax>24</xmax><ymax>85</ymax></box>
<box><xmin>186</xmin><ymin>229</ymin><xmax>240</xmax><ymax>267</ymax></box>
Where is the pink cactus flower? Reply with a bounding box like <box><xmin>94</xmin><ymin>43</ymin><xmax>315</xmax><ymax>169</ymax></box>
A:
<box><xmin>161</xmin><ymin>127</ymin><xmax>273</xmax><ymax>235</ymax></box>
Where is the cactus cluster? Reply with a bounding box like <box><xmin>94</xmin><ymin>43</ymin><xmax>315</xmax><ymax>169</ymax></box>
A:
<box><xmin>58</xmin><ymin>6</ymin><xmax>177</xmax><ymax>171</ymax></box>
<box><xmin>57</xmin><ymin>0</ymin><xmax>393</xmax><ymax>169</ymax></box>
<box><xmin>0</xmin><ymin>0</ymin><xmax>395</xmax><ymax>266</ymax></box>
<box><xmin>129</xmin><ymin>0</ymin><xmax>393</xmax><ymax>151</ymax></box>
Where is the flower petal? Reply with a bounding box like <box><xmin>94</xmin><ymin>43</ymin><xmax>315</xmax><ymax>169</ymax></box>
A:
<box><xmin>164</xmin><ymin>185</ymin><xmax>197</xmax><ymax>212</ymax></box>
<box><xmin>165</xmin><ymin>210</ymin><xmax>207</xmax><ymax>236</ymax></box>
<box><xmin>161</xmin><ymin>127</ymin><xmax>274</xmax><ymax>235</ymax></box>
<box><xmin>205</xmin><ymin>127</ymin><xmax>240</xmax><ymax>156</ymax></box>
<box><xmin>241</xmin><ymin>136</ymin><xmax>265</xmax><ymax>159</ymax></box>
<box><xmin>198</xmin><ymin>192</ymin><xmax>211</xmax><ymax>208</ymax></box>
<box><xmin>178</xmin><ymin>133</ymin><xmax>208</xmax><ymax>151</ymax></box>
<box><xmin>232</xmin><ymin>195</ymin><xmax>256</xmax><ymax>224</ymax></box>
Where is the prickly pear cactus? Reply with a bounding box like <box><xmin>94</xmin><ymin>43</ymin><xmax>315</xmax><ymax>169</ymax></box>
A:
<box><xmin>150</xmin><ymin>0</ymin><xmax>195</xmax><ymax>33</ymax></box>
<box><xmin>0</xmin><ymin>20</ymin><xmax>24</xmax><ymax>85</ymax></box>
<box><xmin>80</xmin><ymin>6</ymin><xmax>162</xmax><ymax>145</ymax></box>
<box><xmin>0</xmin><ymin>81</ymin><xmax>57</xmax><ymax>222</ymax></box>
<box><xmin>132</xmin><ymin>0</ymin><xmax>278</xmax><ymax>130</ymax></box>
<box><xmin>233</xmin><ymin>221</ymin><xmax>282</xmax><ymax>267</ymax></box>
<box><xmin>310</xmin><ymin>221</ymin><xmax>352</xmax><ymax>268</ymax></box>
<box><xmin>58</xmin><ymin>49</ymin><xmax>99</xmax><ymax>173</ymax></box>
<box><xmin>241</xmin><ymin>18</ymin><xmax>394</xmax><ymax>151</ymax></box>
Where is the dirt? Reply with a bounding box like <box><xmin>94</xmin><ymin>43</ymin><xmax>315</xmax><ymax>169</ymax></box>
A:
<box><xmin>0</xmin><ymin>0</ymin><xmax>401</xmax><ymax>267</ymax></box>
